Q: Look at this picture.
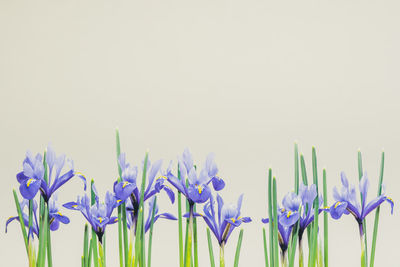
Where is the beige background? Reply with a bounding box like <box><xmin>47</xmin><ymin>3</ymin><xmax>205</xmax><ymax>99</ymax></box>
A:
<box><xmin>1</xmin><ymin>1</ymin><xmax>399</xmax><ymax>266</ymax></box>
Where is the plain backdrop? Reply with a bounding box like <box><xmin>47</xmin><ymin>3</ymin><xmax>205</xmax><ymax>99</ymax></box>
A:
<box><xmin>1</xmin><ymin>1</ymin><xmax>399</xmax><ymax>266</ymax></box>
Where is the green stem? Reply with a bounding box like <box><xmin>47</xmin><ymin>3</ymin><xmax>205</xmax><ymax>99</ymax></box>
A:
<box><xmin>185</xmin><ymin>204</ymin><xmax>194</xmax><ymax>267</ymax></box>
<box><xmin>12</xmin><ymin>190</ymin><xmax>29</xmax><ymax>256</ymax></box>
<box><xmin>267</xmin><ymin>169</ymin><xmax>274</xmax><ymax>267</ymax></box>
<box><xmin>370</xmin><ymin>151</ymin><xmax>385</xmax><ymax>267</ymax></box>
<box><xmin>299</xmin><ymin>240</ymin><xmax>304</xmax><ymax>267</ymax></box>
<box><xmin>234</xmin><ymin>229</ymin><xmax>244</xmax><ymax>267</ymax></box>
<box><xmin>272</xmin><ymin>177</ymin><xmax>279</xmax><ymax>267</ymax></box>
<box><xmin>147</xmin><ymin>197</ymin><xmax>158</xmax><ymax>267</ymax></box>
<box><xmin>99</xmin><ymin>239</ymin><xmax>106</xmax><ymax>267</ymax></box>
<box><xmin>360</xmin><ymin>234</ymin><xmax>366</xmax><ymax>267</ymax></box>
<box><xmin>47</xmin><ymin>219</ymin><xmax>52</xmax><ymax>267</ymax></box>
<box><xmin>323</xmin><ymin>169</ymin><xmax>328</xmax><ymax>267</ymax></box>
<box><xmin>193</xmin><ymin>205</ymin><xmax>199</xmax><ymax>267</ymax></box>
<box><xmin>206</xmin><ymin>228</ymin><xmax>216</xmax><ymax>267</ymax></box>
<box><xmin>357</xmin><ymin>151</ymin><xmax>368</xmax><ymax>267</ymax></box>
<box><xmin>177</xmin><ymin>165</ymin><xmax>184</xmax><ymax>267</ymax></box>
<box><xmin>262</xmin><ymin>228</ymin><xmax>269</xmax><ymax>267</ymax></box>
<box><xmin>83</xmin><ymin>224</ymin><xmax>89</xmax><ymax>267</ymax></box>
<box><xmin>219</xmin><ymin>243</ymin><xmax>225</xmax><ymax>267</ymax></box>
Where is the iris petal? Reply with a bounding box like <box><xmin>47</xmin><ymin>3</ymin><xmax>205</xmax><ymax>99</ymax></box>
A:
<box><xmin>19</xmin><ymin>178</ymin><xmax>41</xmax><ymax>200</ymax></box>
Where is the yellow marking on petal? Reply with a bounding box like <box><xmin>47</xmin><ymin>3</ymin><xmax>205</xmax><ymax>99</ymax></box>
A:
<box><xmin>197</xmin><ymin>185</ymin><xmax>203</xmax><ymax>194</ymax></box>
<box><xmin>117</xmin><ymin>199</ymin><xmax>122</xmax><ymax>203</ymax></box>
<box><xmin>334</xmin><ymin>202</ymin><xmax>341</xmax><ymax>209</ymax></box>
<box><xmin>387</xmin><ymin>197</ymin><xmax>393</xmax><ymax>202</ymax></box>
<box><xmin>72</xmin><ymin>205</ymin><xmax>78</xmax><ymax>208</ymax></box>
<box><xmin>281</xmin><ymin>208</ymin><xmax>285</xmax><ymax>212</ymax></box>
<box><xmin>156</xmin><ymin>176</ymin><xmax>167</xmax><ymax>180</ymax></box>
<box><xmin>231</xmin><ymin>218</ymin><xmax>236</xmax><ymax>223</ymax></box>
<box><xmin>98</xmin><ymin>217</ymin><xmax>103</xmax><ymax>223</ymax></box>
<box><xmin>75</xmin><ymin>172</ymin><xmax>86</xmax><ymax>179</ymax></box>
<box><xmin>27</xmin><ymin>179</ymin><xmax>35</xmax><ymax>187</ymax></box>
<box><xmin>114</xmin><ymin>218</ymin><xmax>118</xmax><ymax>222</ymax></box>
<box><xmin>287</xmin><ymin>211</ymin><xmax>292</xmax><ymax>218</ymax></box>
<box><xmin>122</xmin><ymin>181</ymin><xmax>129</xmax><ymax>188</ymax></box>
<box><xmin>57</xmin><ymin>211</ymin><xmax>63</xmax><ymax>216</ymax></box>
<box><xmin>324</xmin><ymin>206</ymin><xmax>330</xmax><ymax>209</ymax></box>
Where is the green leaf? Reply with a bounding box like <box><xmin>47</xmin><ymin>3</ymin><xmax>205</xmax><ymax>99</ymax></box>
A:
<box><xmin>206</xmin><ymin>228</ymin><xmax>215</xmax><ymax>267</ymax></box>
<box><xmin>147</xmin><ymin>197</ymin><xmax>158</xmax><ymax>267</ymax></box>
<box><xmin>177</xmin><ymin>165</ymin><xmax>184</xmax><ymax>267</ymax></box>
<box><xmin>323</xmin><ymin>169</ymin><xmax>328</xmax><ymax>267</ymax></box>
<box><xmin>234</xmin><ymin>229</ymin><xmax>244</xmax><ymax>267</ymax></box>
<box><xmin>262</xmin><ymin>228</ymin><xmax>269</xmax><ymax>267</ymax></box>
<box><xmin>267</xmin><ymin>169</ymin><xmax>274</xmax><ymax>267</ymax></box>
<box><xmin>12</xmin><ymin>189</ymin><xmax>29</xmax><ymax>256</ymax></box>
<box><xmin>358</xmin><ymin>151</ymin><xmax>368</xmax><ymax>267</ymax></box>
<box><xmin>272</xmin><ymin>177</ymin><xmax>279</xmax><ymax>267</ymax></box>
<box><xmin>369</xmin><ymin>151</ymin><xmax>385</xmax><ymax>267</ymax></box>
<box><xmin>115</xmin><ymin>128</ymin><xmax>125</xmax><ymax>267</ymax></box>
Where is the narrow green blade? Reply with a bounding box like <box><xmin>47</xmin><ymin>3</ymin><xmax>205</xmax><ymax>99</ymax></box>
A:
<box><xmin>358</xmin><ymin>151</ymin><xmax>368</xmax><ymax>267</ymax></box>
<box><xmin>12</xmin><ymin>189</ymin><xmax>29</xmax><ymax>256</ymax></box>
<box><xmin>234</xmin><ymin>229</ymin><xmax>244</xmax><ymax>267</ymax></box>
<box><xmin>323</xmin><ymin>169</ymin><xmax>328</xmax><ymax>267</ymax></box>
<box><xmin>147</xmin><ymin>197</ymin><xmax>158</xmax><ymax>267</ymax></box>
<box><xmin>370</xmin><ymin>151</ymin><xmax>385</xmax><ymax>267</ymax></box>
<box><xmin>206</xmin><ymin>228</ymin><xmax>215</xmax><ymax>267</ymax></box>
<box><xmin>262</xmin><ymin>228</ymin><xmax>269</xmax><ymax>267</ymax></box>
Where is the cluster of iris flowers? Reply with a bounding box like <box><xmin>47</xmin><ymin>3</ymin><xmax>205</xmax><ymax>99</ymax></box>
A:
<box><xmin>6</xmin><ymin>133</ymin><xmax>394</xmax><ymax>267</ymax></box>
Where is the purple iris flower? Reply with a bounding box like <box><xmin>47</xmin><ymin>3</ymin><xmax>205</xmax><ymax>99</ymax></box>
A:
<box><xmin>63</xmin><ymin>185</ymin><xmax>120</xmax><ymax>242</ymax></box>
<box><xmin>262</xmin><ymin>211</ymin><xmax>294</xmax><ymax>254</ymax></box>
<box><xmin>113</xmin><ymin>153</ymin><xmax>175</xmax><ymax>232</ymax></box>
<box><xmin>189</xmin><ymin>194</ymin><xmax>251</xmax><ymax>246</ymax></box>
<box><xmin>17</xmin><ymin>145</ymin><xmax>86</xmax><ymax>202</ymax></box>
<box><xmin>279</xmin><ymin>184</ymin><xmax>325</xmax><ymax>241</ymax></box>
<box><xmin>329</xmin><ymin>172</ymin><xmax>394</xmax><ymax>234</ymax></box>
<box><xmin>125</xmin><ymin>197</ymin><xmax>177</xmax><ymax>233</ymax></box>
<box><xmin>164</xmin><ymin>149</ymin><xmax>225</xmax><ymax>205</ymax></box>
<box><xmin>6</xmin><ymin>195</ymin><xmax>70</xmax><ymax>238</ymax></box>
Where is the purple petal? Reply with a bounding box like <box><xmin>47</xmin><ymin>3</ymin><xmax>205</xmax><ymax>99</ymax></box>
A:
<box><xmin>329</xmin><ymin>201</ymin><xmax>348</xmax><ymax>220</ymax></box>
<box><xmin>19</xmin><ymin>178</ymin><xmax>41</xmax><ymax>200</ymax></box>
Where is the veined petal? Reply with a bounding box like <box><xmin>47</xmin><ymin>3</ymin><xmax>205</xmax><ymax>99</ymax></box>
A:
<box><xmin>63</xmin><ymin>201</ymin><xmax>81</xmax><ymax>211</ymax></box>
<box><xmin>341</xmin><ymin>172</ymin><xmax>349</xmax><ymax>188</ymax></box>
<box><xmin>19</xmin><ymin>178</ymin><xmax>41</xmax><ymax>200</ymax></box>
<box><xmin>329</xmin><ymin>201</ymin><xmax>348</xmax><ymax>220</ymax></box>
<box><xmin>210</xmin><ymin>176</ymin><xmax>225</xmax><ymax>191</ymax></box>
<box><xmin>205</xmin><ymin>153</ymin><xmax>218</xmax><ymax>177</ymax></box>
<box><xmin>145</xmin><ymin>159</ymin><xmax>163</xmax><ymax>195</ymax></box>
<box><xmin>241</xmin><ymin>216</ymin><xmax>252</xmax><ymax>223</ymax></box>
<box><xmin>363</xmin><ymin>195</ymin><xmax>394</xmax><ymax>218</ymax></box>
<box><xmin>162</xmin><ymin>186</ymin><xmax>175</xmax><ymax>204</ymax></box>
<box><xmin>16</xmin><ymin>172</ymin><xmax>29</xmax><ymax>184</ymax></box>
<box><xmin>49</xmin><ymin>169</ymin><xmax>75</xmax><ymax>196</ymax></box>
<box><xmin>279</xmin><ymin>210</ymin><xmax>300</xmax><ymax>227</ymax></box>
<box><xmin>52</xmin><ymin>212</ymin><xmax>70</xmax><ymax>224</ymax></box>
<box><xmin>114</xmin><ymin>181</ymin><xmax>136</xmax><ymax>201</ymax></box>
<box><xmin>359</xmin><ymin>172</ymin><xmax>369</xmax><ymax>209</ymax></box>
<box><xmin>182</xmin><ymin>148</ymin><xmax>194</xmax><ymax>171</ymax></box>
<box><xmin>187</xmin><ymin>184</ymin><xmax>211</xmax><ymax>203</ymax></box>
<box><xmin>50</xmin><ymin>219</ymin><xmax>60</xmax><ymax>231</ymax></box>
<box><xmin>261</xmin><ymin>218</ymin><xmax>269</xmax><ymax>224</ymax></box>
<box><xmin>166</xmin><ymin>173</ymin><xmax>187</xmax><ymax>196</ymax></box>
<box><xmin>108</xmin><ymin>216</ymin><xmax>119</xmax><ymax>225</ymax></box>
